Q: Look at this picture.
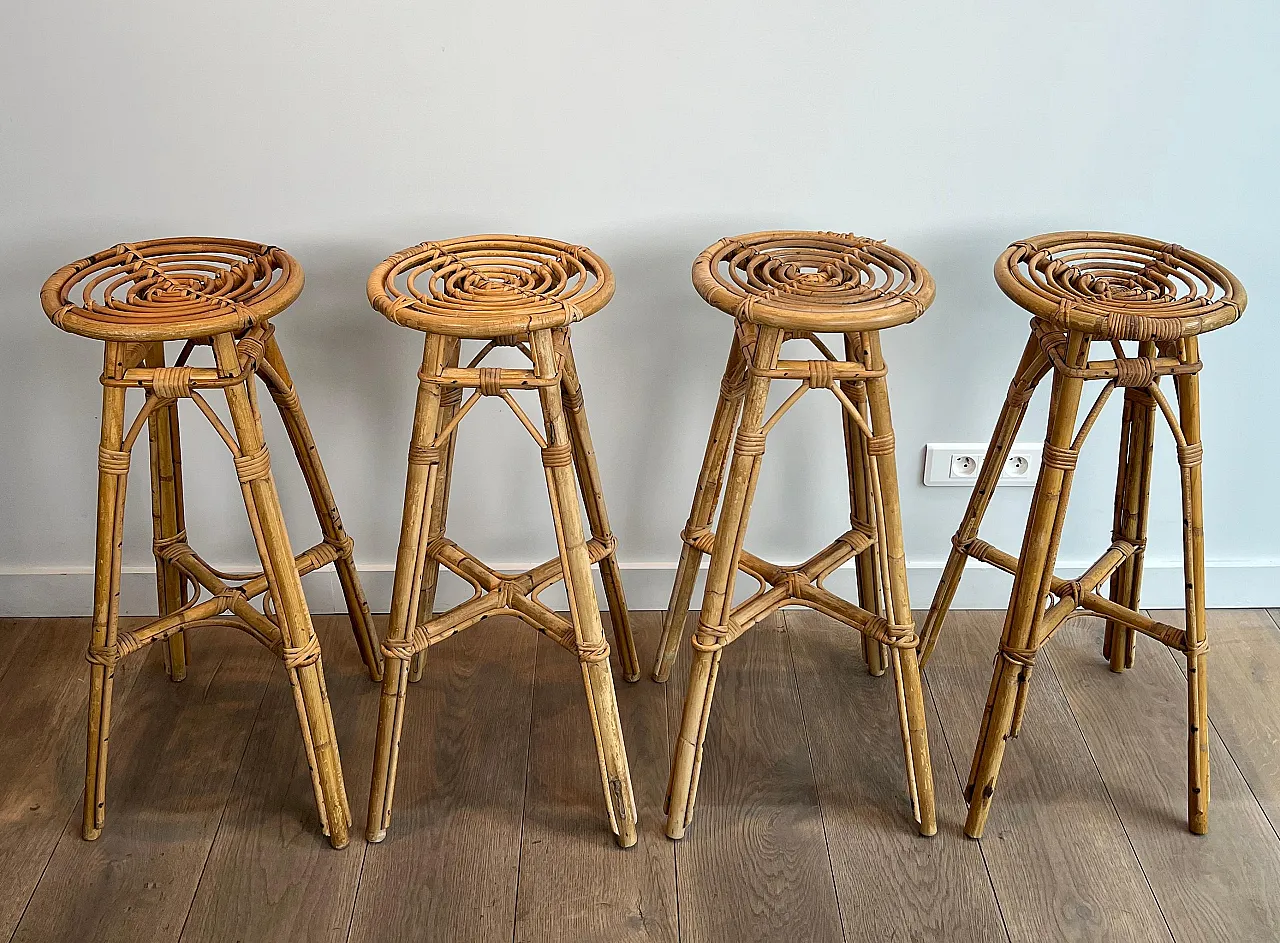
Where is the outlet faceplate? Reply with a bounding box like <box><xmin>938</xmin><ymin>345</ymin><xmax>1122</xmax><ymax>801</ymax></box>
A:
<box><xmin>923</xmin><ymin>443</ymin><xmax>1042</xmax><ymax>487</ymax></box>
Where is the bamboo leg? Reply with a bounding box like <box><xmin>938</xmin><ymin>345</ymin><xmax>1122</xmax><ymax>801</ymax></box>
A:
<box><xmin>532</xmin><ymin>328</ymin><xmax>637</xmax><ymax>848</ymax></box>
<box><xmin>556</xmin><ymin>330</ymin><xmax>638</xmax><ymax>682</ymax></box>
<box><xmin>864</xmin><ymin>331</ymin><xmax>936</xmax><ymax>836</ymax></box>
<box><xmin>964</xmin><ymin>331</ymin><xmax>1090</xmax><ymax>839</ymax></box>
<box><xmin>367</xmin><ymin>333</ymin><xmax>449</xmax><ymax>842</ymax></box>
<box><xmin>843</xmin><ymin>333</ymin><xmax>885</xmax><ymax>676</ymax></box>
<box><xmin>1104</xmin><ymin>356</ymin><xmax>1156</xmax><ymax>672</ymax></box>
<box><xmin>83</xmin><ymin>343</ymin><xmax>130</xmax><ymax>840</ymax></box>
<box><xmin>411</xmin><ymin>336</ymin><xmax>461</xmax><ymax>684</ymax></box>
<box><xmin>919</xmin><ymin>331</ymin><xmax>1052</xmax><ymax>664</ymax></box>
<box><xmin>144</xmin><ymin>342</ymin><xmax>190</xmax><ymax>682</ymax></box>
<box><xmin>212</xmin><ymin>333</ymin><xmax>350</xmax><ymax>849</ymax></box>
<box><xmin>1175</xmin><ymin>338</ymin><xmax>1210</xmax><ymax>834</ymax></box>
<box><xmin>665</xmin><ymin>326</ymin><xmax>783</xmax><ymax>840</ymax></box>
<box><xmin>653</xmin><ymin>334</ymin><xmax>749</xmax><ymax>682</ymax></box>
<box><xmin>261</xmin><ymin>335</ymin><xmax>381</xmax><ymax>682</ymax></box>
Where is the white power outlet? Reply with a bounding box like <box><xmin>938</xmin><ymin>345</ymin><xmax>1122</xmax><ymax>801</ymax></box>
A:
<box><xmin>923</xmin><ymin>443</ymin><xmax>1042</xmax><ymax>487</ymax></box>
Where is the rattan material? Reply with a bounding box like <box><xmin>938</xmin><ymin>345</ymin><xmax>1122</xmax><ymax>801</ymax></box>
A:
<box><xmin>922</xmin><ymin>231</ymin><xmax>1244</xmax><ymax>841</ymax></box>
<box><xmin>997</xmin><ymin>231</ymin><xmax>1245</xmax><ymax>341</ymax></box>
<box><xmin>367</xmin><ymin>235</ymin><xmax>614</xmax><ymax>338</ymax></box>
<box><xmin>366</xmin><ymin>236</ymin><xmax>638</xmax><ymax>849</ymax></box>
<box><xmin>41</xmin><ymin>238</ymin><xmax>302</xmax><ymax>342</ymax></box>
<box><xmin>45</xmin><ymin>239</ymin><xmax>376</xmax><ymax>850</ymax></box>
<box><xmin>691</xmin><ymin>231</ymin><xmax>935</xmax><ymax>333</ymax></box>
<box><xmin>657</xmin><ymin>231</ymin><xmax>938</xmax><ymax>841</ymax></box>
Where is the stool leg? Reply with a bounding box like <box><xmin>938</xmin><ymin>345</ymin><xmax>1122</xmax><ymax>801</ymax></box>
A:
<box><xmin>84</xmin><ymin>345</ymin><xmax>130</xmax><ymax>840</ymax></box>
<box><xmin>842</xmin><ymin>334</ymin><xmax>885</xmax><ymax>677</ymax></box>
<box><xmin>864</xmin><ymin>331</ymin><xmax>937</xmax><ymax>836</ymax></box>
<box><xmin>144</xmin><ymin>342</ymin><xmax>189</xmax><ymax>682</ymax></box>
<box><xmin>368</xmin><ymin>333</ymin><xmax>450</xmax><ymax>842</ymax></box>
<box><xmin>532</xmin><ymin>329</ymin><xmax>637</xmax><ymax>848</ymax></box>
<box><xmin>653</xmin><ymin>334</ymin><xmax>749</xmax><ymax>682</ymax></box>
<box><xmin>964</xmin><ymin>332</ymin><xmax>1089</xmax><ymax>839</ymax></box>
<box><xmin>260</xmin><ymin>336</ymin><xmax>382</xmax><ymax>682</ymax></box>
<box><xmin>411</xmin><ymin>336</ymin><xmax>461</xmax><ymax>684</ymax></box>
<box><xmin>1104</xmin><ymin>367</ymin><xmax>1156</xmax><ymax>673</ymax></box>
<box><xmin>212</xmin><ymin>333</ymin><xmax>350</xmax><ymax>849</ymax></box>
<box><xmin>665</xmin><ymin>326</ymin><xmax>783</xmax><ymax>840</ymax></box>
<box><xmin>1175</xmin><ymin>339</ymin><xmax>1210</xmax><ymax>834</ymax></box>
<box><xmin>919</xmin><ymin>331</ymin><xmax>1052</xmax><ymax>665</ymax></box>
<box><xmin>557</xmin><ymin>330</ymin><xmax>638</xmax><ymax>682</ymax></box>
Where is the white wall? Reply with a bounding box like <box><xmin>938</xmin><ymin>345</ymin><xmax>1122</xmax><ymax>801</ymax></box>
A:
<box><xmin>2</xmin><ymin>0</ymin><xmax>1277</xmax><ymax>615</ymax></box>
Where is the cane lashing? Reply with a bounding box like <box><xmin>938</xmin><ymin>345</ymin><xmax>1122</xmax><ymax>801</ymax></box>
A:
<box><xmin>692</xmin><ymin>231</ymin><xmax>934</xmax><ymax>332</ymax></box>
<box><xmin>42</xmin><ymin>238</ymin><xmax>300</xmax><ymax>342</ymax></box>
<box><xmin>998</xmin><ymin>232</ymin><xmax>1245</xmax><ymax>340</ymax></box>
<box><xmin>368</xmin><ymin>235</ymin><xmax>614</xmax><ymax>338</ymax></box>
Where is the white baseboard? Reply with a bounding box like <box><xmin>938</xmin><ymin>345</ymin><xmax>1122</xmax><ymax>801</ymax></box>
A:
<box><xmin>2</xmin><ymin>559</ymin><xmax>1277</xmax><ymax>618</ymax></box>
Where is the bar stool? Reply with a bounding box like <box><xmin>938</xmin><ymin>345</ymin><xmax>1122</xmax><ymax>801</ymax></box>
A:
<box><xmin>365</xmin><ymin>235</ymin><xmax>638</xmax><ymax>847</ymax></box>
<box><xmin>41</xmin><ymin>238</ymin><xmax>380</xmax><ymax>849</ymax></box>
<box><xmin>655</xmin><ymin>231</ymin><xmax>938</xmax><ymax>839</ymax></box>
<box><xmin>919</xmin><ymin>231</ymin><xmax>1245</xmax><ymax>839</ymax></box>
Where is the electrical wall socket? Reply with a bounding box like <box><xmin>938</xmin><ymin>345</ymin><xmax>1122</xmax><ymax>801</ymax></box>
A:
<box><xmin>923</xmin><ymin>443</ymin><xmax>1042</xmax><ymax>487</ymax></box>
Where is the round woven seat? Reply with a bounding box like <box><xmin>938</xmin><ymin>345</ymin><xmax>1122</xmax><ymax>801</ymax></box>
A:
<box><xmin>691</xmin><ymin>231</ymin><xmax>934</xmax><ymax>333</ymax></box>
<box><xmin>996</xmin><ymin>231</ymin><xmax>1246</xmax><ymax>341</ymax></box>
<box><xmin>41</xmin><ymin>238</ymin><xmax>302</xmax><ymax>342</ymax></box>
<box><xmin>368</xmin><ymin>235</ymin><xmax>614</xmax><ymax>339</ymax></box>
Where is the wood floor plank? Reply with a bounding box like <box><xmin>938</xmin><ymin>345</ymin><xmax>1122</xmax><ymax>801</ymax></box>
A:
<box><xmin>178</xmin><ymin>616</ymin><xmax>381</xmax><ymax>943</ymax></box>
<box><xmin>11</xmin><ymin>626</ymin><xmax>275</xmax><ymax>943</ymax></box>
<box><xmin>514</xmin><ymin>611</ymin><xmax>677</xmax><ymax>943</ymax></box>
<box><xmin>1048</xmin><ymin>613</ymin><xmax>1280</xmax><ymax>941</ymax></box>
<box><xmin>0</xmin><ymin>619</ymin><xmax>148</xmax><ymax>940</ymax></box>
<box><xmin>664</xmin><ymin>613</ymin><xmax>844</xmax><ymax>943</ymax></box>
<box><xmin>923</xmin><ymin>610</ymin><xmax>1171</xmax><ymax>943</ymax></box>
<box><xmin>785</xmin><ymin>609</ymin><xmax>1007</xmax><ymax>942</ymax></box>
<box><xmin>347</xmin><ymin>615</ymin><xmax>536</xmax><ymax>943</ymax></box>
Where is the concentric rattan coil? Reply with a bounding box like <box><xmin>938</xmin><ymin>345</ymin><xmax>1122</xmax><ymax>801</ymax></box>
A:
<box><xmin>692</xmin><ymin>231</ymin><xmax>935</xmax><ymax>332</ymax></box>
<box><xmin>996</xmin><ymin>231</ymin><xmax>1245</xmax><ymax>341</ymax></box>
<box><xmin>41</xmin><ymin>238</ymin><xmax>301</xmax><ymax>342</ymax></box>
<box><xmin>367</xmin><ymin>235</ymin><xmax>614</xmax><ymax>338</ymax></box>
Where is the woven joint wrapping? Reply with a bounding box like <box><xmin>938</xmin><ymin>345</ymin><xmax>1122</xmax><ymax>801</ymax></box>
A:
<box><xmin>1113</xmin><ymin>357</ymin><xmax>1157</xmax><ymax>388</ymax></box>
<box><xmin>236</xmin><ymin>335</ymin><xmax>266</xmax><ymax>364</ymax></box>
<box><xmin>271</xmin><ymin>386</ymin><xmax>301</xmax><ymax>412</ymax></box>
<box><xmin>1041</xmin><ymin>444</ymin><xmax>1078</xmax><ymax>470</ymax></box>
<box><xmin>1057</xmin><ymin>580</ymin><xmax>1086</xmax><ymax>603</ymax></box>
<box><xmin>382</xmin><ymin>628</ymin><xmax>428</xmax><ymax>661</ymax></box>
<box><xmin>1178</xmin><ymin>442</ymin><xmax>1205</xmax><ymax>467</ymax></box>
<box><xmin>866</xmin><ymin>432</ymin><xmax>896</xmax><ymax>456</ymax></box>
<box><xmin>998</xmin><ymin>645</ymin><xmax>1038</xmax><ymax>669</ymax></box>
<box><xmin>151</xmin><ymin>365</ymin><xmax>194</xmax><ymax>399</ymax></box>
<box><xmin>1006</xmin><ymin>380</ymin><xmax>1035</xmax><ymax>406</ymax></box>
<box><xmin>1108</xmin><ymin>312</ymin><xmax>1184</xmax><ymax>342</ymax></box>
<box><xmin>98</xmin><ymin>446</ymin><xmax>131</xmax><ymax>476</ymax></box>
<box><xmin>542</xmin><ymin>442</ymin><xmax>574</xmax><ymax>468</ymax></box>
<box><xmin>734</xmin><ymin>429</ymin><xmax>766</xmax><ymax>456</ymax></box>
<box><xmin>282</xmin><ymin>634</ymin><xmax>322</xmax><ymax>670</ymax></box>
<box><xmin>577</xmin><ymin>637</ymin><xmax>611</xmax><ymax>664</ymax></box>
<box><xmin>562</xmin><ymin>387</ymin><xmax>585</xmax><ymax>411</ymax></box>
<box><xmin>806</xmin><ymin>359</ymin><xmax>835</xmax><ymax>389</ymax></box>
<box><xmin>691</xmin><ymin>618</ymin><xmax>730</xmax><ymax>652</ymax></box>
<box><xmin>152</xmin><ymin>531</ymin><xmax>189</xmax><ymax>564</ymax></box>
<box><xmin>953</xmin><ymin>533</ymin><xmax>993</xmax><ymax>559</ymax></box>
<box><xmin>720</xmin><ymin>376</ymin><xmax>748</xmax><ymax>401</ymax></box>
<box><xmin>86</xmin><ymin>642</ymin><xmax>119</xmax><ymax>668</ymax></box>
<box><xmin>439</xmin><ymin>387</ymin><xmax>464</xmax><ymax>408</ymax></box>
<box><xmin>477</xmin><ymin>367</ymin><xmax>504</xmax><ymax>396</ymax></box>
<box><xmin>234</xmin><ymin>445</ymin><xmax>272</xmax><ymax>483</ymax></box>
<box><xmin>408</xmin><ymin>444</ymin><xmax>442</xmax><ymax>465</ymax></box>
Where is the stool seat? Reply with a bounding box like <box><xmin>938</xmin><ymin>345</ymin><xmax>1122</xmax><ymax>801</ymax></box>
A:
<box><xmin>367</xmin><ymin>235</ymin><xmax>614</xmax><ymax>339</ymax></box>
<box><xmin>996</xmin><ymin>231</ymin><xmax>1246</xmax><ymax>341</ymax></box>
<box><xmin>41</xmin><ymin>238</ymin><xmax>302</xmax><ymax>342</ymax></box>
<box><xmin>691</xmin><ymin>230</ymin><xmax>934</xmax><ymax>332</ymax></box>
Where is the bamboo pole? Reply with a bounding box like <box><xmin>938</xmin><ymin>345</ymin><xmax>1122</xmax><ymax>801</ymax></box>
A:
<box><xmin>843</xmin><ymin>333</ymin><xmax>885</xmax><ymax>676</ymax></box>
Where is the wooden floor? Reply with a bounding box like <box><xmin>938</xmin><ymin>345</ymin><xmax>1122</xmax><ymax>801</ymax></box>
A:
<box><xmin>2</xmin><ymin>608</ymin><xmax>1279</xmax><ymax>942</ymax></box>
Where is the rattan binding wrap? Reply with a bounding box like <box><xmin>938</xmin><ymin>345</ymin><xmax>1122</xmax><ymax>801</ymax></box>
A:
<box><xmin>997</xmin><ymin>231</ymin><xmax>1246</xmax><ymax>341</ymax></box>
<box><xmin>367</xmin><ymin>235</ymin><xmax>614</xmax><ymax>339</ymax></box>
<box><xmin>41</xmin><ymin>238</ymin><xmax>301</xmax><ymax>342</ymax></box>
<box><xmin>692</xmin><ymin>231</ymin><xmax>935</xmax><ymax>333</ymax></box>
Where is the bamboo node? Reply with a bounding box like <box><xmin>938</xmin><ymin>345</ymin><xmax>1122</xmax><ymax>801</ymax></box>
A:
<box><xmin>1178</xmin><ymin>442</ymin><xmax>1204</xmax><ymax>467</ymax></box>
<box><xmin>282</xmin><ymin>634</ymin><xmax>322</xmax><ymax>669</ymax></box>
<box><xmin>1041</xmin><ymin>444</ymin><xmax>1077</xmax><ymax>470</ymax></box>
<box><xmin>234</xmin><ymin>445</ymin><xmax>272</xmax><ymax>482</ymax></box>
<box><xmin>542</xmin><ymin>442</ymin><xmax>574</xmax><ymax>468</ymax></box>
<box><xmin>408</xmin><ymin>444</ymin><xmax>442</xmax><ymax>465</ymax></box>
<box><xmin>86</xmin><ymin>642</ymin><xmax>119</xmax><ymax>667</ymax></box>
<box><xmin>866</xmin><ymin>432</ymin><xmax>896</xmax><ymax>456</ymax></box>
<box><xmin>97</xmin><ymin>446</ymin><xmax>131</xmax><ymax>476</ymax></box>
<box><xmin>733</xmin><ymin>429</ymin><xmax>766</xmax><ymax>456</ymax></box>
<box><xmin>151</xmin><ymin>365</ymin><xmax>194</xmax><ymax>399</ymax></box>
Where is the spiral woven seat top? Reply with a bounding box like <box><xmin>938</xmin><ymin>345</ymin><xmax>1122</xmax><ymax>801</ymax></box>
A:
<box><xmin>996</xmin><ymin>231</ymin><xmax>1245</xmax><ymax>341</ymax></box>
<box><xmin>368</xmin><ymin>235</ymin><xmax>614</xmax><ymax>338</ymax></box>
<box><xmin>691</xmin><ymin>231</ymin><xmax>934</xmax><ymax>333</ymax></box>
<box><xmin>41</xmin><ymin>238</ymin><xmax>302</xmax><ymax>342</ymax></box>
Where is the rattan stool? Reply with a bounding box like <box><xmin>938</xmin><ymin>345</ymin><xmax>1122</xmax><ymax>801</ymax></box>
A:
<box><xmin>42</xmin><ymin>238</ymin><xmax>380</xmax><ymax>849</ymax></box>
<box><xmin>919</xmin><ymin>231</ymin><xmax>1245</xmax><ymax>839</ymax></box>
<box><xmin>655</xmin><ymin>231</ymin><xmax>939</xmax><ymax>839</ymax></box>
<box><xmin>365</xmin><ymin>235</ymin><xmax>638</xmax><ymax>847</ymax></box>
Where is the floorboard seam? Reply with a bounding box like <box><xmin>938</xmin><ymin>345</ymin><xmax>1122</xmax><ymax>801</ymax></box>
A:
<box><xmin>1040</xmin><ymin>641</ymin><xmax>1176</xmax><ymax>942</ymax></box>
<box><xmin>780</xmin><ymin>611</ymin><xmax>849</xmax><ymax>943</ymax></box>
